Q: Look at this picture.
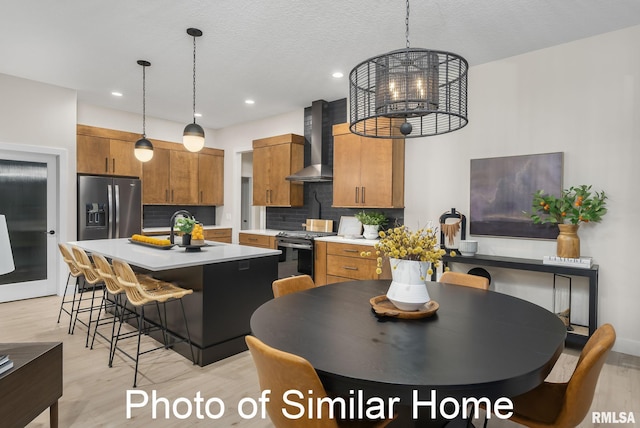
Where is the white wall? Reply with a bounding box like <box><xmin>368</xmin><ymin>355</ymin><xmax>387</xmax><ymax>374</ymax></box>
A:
<box><xmin>212</xmin><ymin>110</ymin><xmax>303</xmax><ymax>236</ymax></box>
<box><xmin>405</xmin><ymin>25</ymin><xmax>640</xmax><ymax>355</ymax></box>
<box><xmin>77</xmin><ymin>103</ymin><xmax>218</xmax><ymax>148</ymax></box>
<box><xmin>0</xmin><ymin>73</ymin><xmax>76</xmax><ymax>294</ymax></box>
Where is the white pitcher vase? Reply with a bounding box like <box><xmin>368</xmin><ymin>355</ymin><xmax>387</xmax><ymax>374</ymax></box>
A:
<box><xmin>386</xmin><ymin>258</ymin><xmax>431</xmax><ymax>311</ymax></box>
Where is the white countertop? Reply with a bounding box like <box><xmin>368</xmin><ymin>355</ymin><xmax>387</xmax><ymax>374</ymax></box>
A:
<box><xmin>69</xmin><ymin>238</ymin><xmax>281</xmax><ymax>271</ymax></box>
<box><xmin>142</xmin><ymin>225</ymin><xmax>231</xmax><ymax>234</ymax></box>
<box><xmin>315</xmin><ymin>235</ymin><xmax>379</xmax><ymax>246</ymax></box>
<box><xmin>239</xmin><ymin>229</ymin><xmax>282</xmax><ymax>236</ymax></box>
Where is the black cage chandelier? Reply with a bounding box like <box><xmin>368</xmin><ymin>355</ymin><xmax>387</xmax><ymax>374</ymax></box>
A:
<box><xmin>349</xmin><ymin>0</ymin><xmax>468</xmax><ymax>138</ymax></box>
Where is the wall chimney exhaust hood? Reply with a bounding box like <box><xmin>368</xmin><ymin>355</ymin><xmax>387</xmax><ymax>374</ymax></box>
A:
<box><xmin>286</xmin><ymin>100</ymin><xmax>333</xmax><ymax>182</ymax></box>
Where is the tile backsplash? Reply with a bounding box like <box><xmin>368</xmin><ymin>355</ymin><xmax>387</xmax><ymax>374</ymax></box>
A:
<box><xmin>143</xmin><ymin>205</ymin><xmax>216</xmax><ymax>228</ymax></box>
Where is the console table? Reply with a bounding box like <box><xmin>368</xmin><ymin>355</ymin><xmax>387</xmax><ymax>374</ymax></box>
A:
<box><xmin>0</xmin><ymin>342</ymin><xmax>63</xmax><ymax>428</ymax></box>
<box><xmin>441</xmin><ymin>254</ymin><xmax>598</xmax><ymax>346</ymax></box>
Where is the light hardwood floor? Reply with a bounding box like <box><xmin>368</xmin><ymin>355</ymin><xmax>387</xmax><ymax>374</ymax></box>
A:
<box><xmin>1</xmin><ymin>295</ymin><xmax>639</xmax><ymax>427</ymax></box>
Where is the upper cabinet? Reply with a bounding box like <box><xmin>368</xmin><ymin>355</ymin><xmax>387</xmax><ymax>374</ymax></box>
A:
<box><xmin>77</xmin><ymin>126</ymin><xmax>142</xmax><ymax>177</ymax></box>
<box><xmin>332</xmin><ymin>123</ymin><xmax>405</xmax><ymax>208</ymax></box>
<box><xmin>198</xmin><ymin>152</ymin><xmax>224</xmax><ymax>206</ymax></box>
<box><xmin>252</xmin><ymin>134</ymin><xmax>304</xmax><ymax>207</ymax></box>
<box><xmin>141</xmin><ymin>147</ymin><xmax>171</xmax><ymax>204</ymax></box>
<box><xmin>77</xmin><ymin>125</ymin><xmax>224</xmax><ymax>206</ymax></box>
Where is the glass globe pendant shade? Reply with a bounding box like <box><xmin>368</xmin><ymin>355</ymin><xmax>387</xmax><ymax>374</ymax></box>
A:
<box><xmin>183</xmin><ymin>122</ymin><xmax>205</xmax><ymax>152</ymax></box>
<box><xmin>134</xmin><ymin>137</ymin><xmax>154</xmax><ymax>162</ymax></box>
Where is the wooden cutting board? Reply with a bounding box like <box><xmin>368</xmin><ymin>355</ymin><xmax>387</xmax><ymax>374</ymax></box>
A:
<box><xmin>306</xmin><ymin>219</ymin><xmax>333</xmax><ymax>232</ymax></box>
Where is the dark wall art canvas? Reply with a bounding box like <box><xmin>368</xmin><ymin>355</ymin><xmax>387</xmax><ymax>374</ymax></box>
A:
<box><xmin>470</xmin><ymin>152</ymin><xmax>563</xmax><ymax>239</ymax></box>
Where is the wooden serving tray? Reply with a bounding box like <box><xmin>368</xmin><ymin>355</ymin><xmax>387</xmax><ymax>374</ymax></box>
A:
<box><xmin>369</xmin><ymin>295</ymin><xmax>439</xmax><ymax>319</ymax></box>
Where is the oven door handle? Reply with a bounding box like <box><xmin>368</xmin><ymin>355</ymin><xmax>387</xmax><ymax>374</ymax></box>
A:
<box><xmin>278</xmin><ymin>241</ymin><xmax>313</xmax><ymax>250</ymax></box>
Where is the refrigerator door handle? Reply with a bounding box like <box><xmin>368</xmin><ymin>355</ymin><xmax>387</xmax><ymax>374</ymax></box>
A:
<box><xmin>114</xmin><ymin>184</ymin><xmax>120</xmax><ymax>238</ymax></box>
<box><xmin>107</xmin><ymin>184</ymin><xmax>114</xmax><ymax>239</ymax></box>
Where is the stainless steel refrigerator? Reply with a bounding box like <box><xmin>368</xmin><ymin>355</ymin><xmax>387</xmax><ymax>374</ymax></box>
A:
<box><xmin>77</xmin><ymin>175</ymin><xmax>142</xmax><ymax>240</ymax></box>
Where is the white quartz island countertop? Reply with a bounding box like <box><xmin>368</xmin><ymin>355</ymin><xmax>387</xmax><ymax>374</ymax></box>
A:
<box><xmin>69</xmin><ymin>238</ymin><xmax>281</xmax><ymax>271</ymax></box>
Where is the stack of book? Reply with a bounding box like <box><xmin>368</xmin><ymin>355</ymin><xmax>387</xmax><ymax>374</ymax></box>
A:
<box><xmin>0</xmin><ymin>354</ymin><xmax>13</xmax><ymax>375</ymax></box>
<box><xmin>542</xmin><ymin>255</ymin><xmax>592</xmax><ymax>269</ymax></box>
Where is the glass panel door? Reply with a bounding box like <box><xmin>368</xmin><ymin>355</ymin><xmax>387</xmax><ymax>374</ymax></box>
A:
<box><xmin>0</xmin><ymin>151</ymin><xmax>57</xmax><ymax>302</ymax></box>
<box><xmin>0</xmin><ymin>159</ymin><xmax>47</xmax><ymax>284</ymax></box>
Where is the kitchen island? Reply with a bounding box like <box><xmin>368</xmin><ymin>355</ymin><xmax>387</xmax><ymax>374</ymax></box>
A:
<box><xmin>69</xmin><ymin>238</ymin><xmax>280</xmax><ymax>366</ymax></box>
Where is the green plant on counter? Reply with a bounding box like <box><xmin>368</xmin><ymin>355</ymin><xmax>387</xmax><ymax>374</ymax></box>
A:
<box><xmin>354</xmin><ymin>211</ymin><xmax>388</xmax><ymax>226</ymax></box>
<box><xmin>174</xmin><ymin>217</ymin><xmax>196</xmax><ymax>234</ymax></box>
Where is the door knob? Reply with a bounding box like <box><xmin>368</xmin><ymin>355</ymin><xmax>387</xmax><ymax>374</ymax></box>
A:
<box><xmin>47</xmin><ymin>230</ymin><xmax>55</xmax><ymax>235</ymax></box>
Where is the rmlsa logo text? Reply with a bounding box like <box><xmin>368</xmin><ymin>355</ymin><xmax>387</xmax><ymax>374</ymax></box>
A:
<box><xmin>592</xmin><ymin>412</ymin><xmax>635</xmax><ymax>424</ymax></box>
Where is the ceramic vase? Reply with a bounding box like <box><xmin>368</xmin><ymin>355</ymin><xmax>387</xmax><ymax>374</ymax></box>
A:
<box><xmin>386</xmin><ymin>258</ymin><xmax>431</xmax><ymax>311</ymax></box>
<box><xmin>363</xmin><ymin>224</ymin><xmax>380</xmax><ymax>240</ymax></box>
<box><xmin>557</xmin><ymin>224</ymin><xmax>580</xmax><ymax>258</ymax></box>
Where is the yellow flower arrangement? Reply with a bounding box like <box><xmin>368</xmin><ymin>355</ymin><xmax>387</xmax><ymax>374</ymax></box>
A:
<box><xmin>372</xmin><ymin>225</ymin><xmax>451</xmax><ymax>278</ymax></box>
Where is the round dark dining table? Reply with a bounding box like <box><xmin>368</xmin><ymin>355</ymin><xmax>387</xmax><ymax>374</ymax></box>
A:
<box><xmin>250</xmin><ymin>279</ymin><xmax>566</xmax><ymax>408</ymax></box>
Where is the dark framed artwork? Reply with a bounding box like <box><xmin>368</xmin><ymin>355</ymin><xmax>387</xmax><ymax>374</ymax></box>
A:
<box><xmin>470</xmin><ymin>152</ymin><xmax>563</xmax><ymax>239</ymax></box>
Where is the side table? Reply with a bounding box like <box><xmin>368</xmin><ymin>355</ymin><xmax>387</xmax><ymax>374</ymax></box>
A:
<box><xmin>0</xmin><ymin>342</ymin><xmax>63</xmax><ymax>428</ymax></box>
<box><xmin>440</xmin><ymin>253</ymin><xmax>598</xmax><ymax>346</ymax></box>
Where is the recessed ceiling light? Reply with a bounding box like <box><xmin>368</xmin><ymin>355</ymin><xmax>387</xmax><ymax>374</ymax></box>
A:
<box><xmin>194</xmin><ymin>113</ymin><xmax>202</xmax><ymax>118</ymax></box>
<box><xmin>332</xmin><ymin>72</ymin><xmax>344</xmax><ymax>78</ymax></box>
<box><xmin>245</xmin><ymin>99</ymin><xmax>255</xmax><ymax>105</ymax></box>
<box><xmin>111</xmin><ymin>91</ymin><xmax>123</xmax><ymax>97</ymax></box>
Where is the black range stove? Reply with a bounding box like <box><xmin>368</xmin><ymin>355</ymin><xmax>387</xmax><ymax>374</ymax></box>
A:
<box><xmin>276</xmin><ymin>230</ymin><xmax>337</xmax><ymax>277</ymax></box>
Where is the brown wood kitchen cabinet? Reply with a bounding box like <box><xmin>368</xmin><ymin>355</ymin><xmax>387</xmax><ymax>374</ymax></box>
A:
<box><xmin>198</xmin><ymin>152</ymin><xmax>224</xmax><ymax>205</ymax></box>
<box><xmin>142</xmin><ymin>146</ymin><xmax>171</xmax><ymax>203</ymax></box>
<box><xmin>204</xmin><ymin>228</ymin><xmax>232</xmax><ymax>243</ymax></box>
<box><xmin>239</xmin><ymin>232</ymin><xmax>278</xmax><ymax>249</ymax></box>
<box><xmin>314</xmin><ymin>240</ymin><xmax>390</xmax><ymax>285</ymax></box>
<box><xmin>252</xmin><ymin>134</ymin><xmax>304</xmax><ymax>207</ymax></box>
<box><xmin>78</xmin><ymin>125</ymin><xmax>224</xmax><ymax>206</ymax></box>
<box><xmin>140</xmin><ymin>140</ymin><xmax>224</xmax><ymax>205</ymax></box>
<box><xmin>77</xmin><ymin>125</ymin><xmax>142</xmax><ymax>177</ymax></box>
<box><xmin>332</xmin><ymin>123</ymin><xmax>405</xmax><ymax>208</ymax></box>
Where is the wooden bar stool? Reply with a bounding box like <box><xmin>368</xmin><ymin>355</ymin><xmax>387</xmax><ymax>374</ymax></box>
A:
<box><xmin>71</xmin><ymin>246</ymin><xmax>106</xmax><ymax>347</ymax></box>
<box><xmin>112</xmin><ymin>259</ymin><xmax>196</xmax><ymax>387</ymax></box>
<box><xmin>57</xmin><ymin>243</ymin><xmax>85</xmax><ymax>334</ymax></box>
<box><xmin>90</xmin><ymin>253</ymin><xmax>133</xmax><ymax>364</ymax></box>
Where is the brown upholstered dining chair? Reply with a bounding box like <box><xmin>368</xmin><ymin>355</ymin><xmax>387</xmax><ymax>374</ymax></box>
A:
<box><xmin>245</xmin><ymin>335</ymin><xmax>394</xmax><ymax>428</ymax></box>
<box><xmin>439</xmin><ymin>271</ymin><xmax>489</xmax><ymax>290</ymax></box>
<box><xmin>272</xmin><ymin>274</ymin><xmax>316</xmax><ymax>298</ymax></box>
<box><xmin>504</xmin><ymin>323</ymin><xmax>616</xmax><ymax>428</ymax></box>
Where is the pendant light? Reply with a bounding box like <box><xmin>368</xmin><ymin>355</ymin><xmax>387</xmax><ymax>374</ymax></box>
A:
<box><xmin>349</xmin><ymin>0</ymin><xmax>468</xmax><ymax>138</ymax></box>
<box><xmin>183</xmin><ymin>27</ymin><xmax>205</xmax><ymax>152</ymax></box>
<box><xmin>134</xmin><ymin>60</ymin><xmax>154</xmax><ymax>162</ymax></box>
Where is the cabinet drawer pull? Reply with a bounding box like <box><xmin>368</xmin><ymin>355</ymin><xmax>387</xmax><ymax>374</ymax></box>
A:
<box><xmin>165</xmin><ymin>190</ymin><xmax>169</xmax><ymax>202</ymax></box>
<box><xmin>342</xmin><ymin>266</ymin><xmax>358</xmax><ymax>271</ymax></box>
<box><xmin>112</xmin><ymin>158</ymin><xmax>115</xmax><ymax>173</ymax></box>
<box><xmin>248</xmin><ymin>238</ymin><xmax>258</xmax><ymax>241</ymax></box>
<box><xmin>105</xmin><ymin>157</ymin><xmax>109</xmax><ymax>173</ymax></box>
<box><xmin>355</xmin><ymin>187</ymin><xmax>359</xmax><ymax>203</ymax></box>
<box><xmin>343</xmin><ymin>249</ymin><xmax>359</xmax><ymax>253</ymax></box>
<box><xmin>361</xmin><ymin>186</ymin><xmax>365</xmax><ymax>204</ymax></box>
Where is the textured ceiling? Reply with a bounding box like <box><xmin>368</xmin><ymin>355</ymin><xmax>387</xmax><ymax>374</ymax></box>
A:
<box><xmin>1</xmin><ymin>1</ymin><xmax>639</xmax><ymax>131</ymax></box>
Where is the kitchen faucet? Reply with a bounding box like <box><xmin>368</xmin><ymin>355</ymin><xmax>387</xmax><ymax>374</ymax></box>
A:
<box><xmin>169</xmin><ymin>210</ymin><xmax>194</xmax><ymax>244</ymax></box>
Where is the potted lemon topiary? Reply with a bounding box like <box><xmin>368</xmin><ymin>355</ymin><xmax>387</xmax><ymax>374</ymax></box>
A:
<box><xmin>530</xmin><ymin>184</ymin><xmax>607</xmax><ymax>258</ymax></box>
<box><xmin>354</xmin><ymin>211</ymin><xmax>388</xmax><ymax>240</ymax></box>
